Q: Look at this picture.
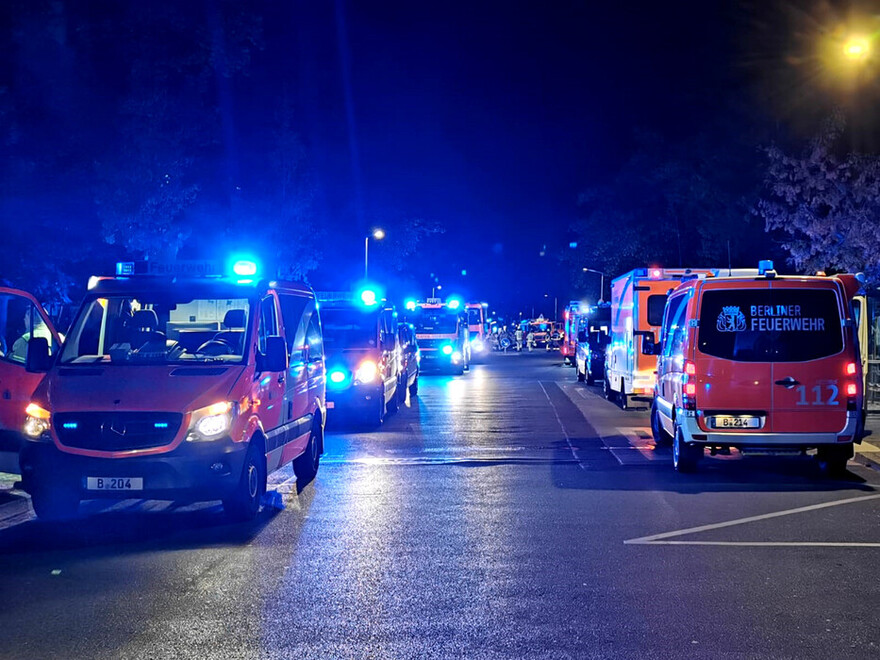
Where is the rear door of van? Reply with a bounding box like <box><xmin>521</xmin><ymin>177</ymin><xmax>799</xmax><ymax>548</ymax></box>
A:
<box><xmin>764</xmin><ymin>281</ymin><xmax>848</xmax><ymax>434</ymax></box>
<box><xmin>694</xmin><ymin>281</ymin><xmax>774</xmax><ymax>433</ymax></box>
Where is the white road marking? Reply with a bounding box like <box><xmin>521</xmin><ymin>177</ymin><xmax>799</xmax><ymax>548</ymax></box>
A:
<box><xmin>539</xmin><ymin>381</ymin><xmax>585</xmax><ymax>470</ymax></box>
<box><xmin>627</xmin><ymin>541</ymin><xmax>880</xmax><ymax>547</ymax></box>
<box><xmin>625</xmin><ymin>492</ymin><xmax>880</xmax><ymax>545</ymax></box>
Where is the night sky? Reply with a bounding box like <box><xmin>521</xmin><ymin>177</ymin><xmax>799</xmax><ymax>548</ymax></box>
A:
<box><xmin>287</xmin><ymin>0</ymin><xmax>740</xmax><ymax>312</ymax></box>
<box><xmin>3</xmin><ymin>1</ymin><xmax>876</xmax><ymax>315</ymax></box>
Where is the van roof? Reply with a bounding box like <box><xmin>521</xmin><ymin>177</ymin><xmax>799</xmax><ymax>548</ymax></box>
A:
<box><xmin>87</xmin><ymin>277</ymin><xmax>313</xmax><ymax>298</ymax></box>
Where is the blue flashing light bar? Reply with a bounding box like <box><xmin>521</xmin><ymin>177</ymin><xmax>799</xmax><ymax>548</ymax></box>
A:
<box><xmin>360</xmin><ymin>289</ymin><xmax>378</xmax><ymax>306</ymax></box>
<box><xmin>154</xmin><ymin>422</ymin><xmax>170</xmax><ymax>429</ymax></box>
<box><xmin>447</xmin><ymin>299</ymin><xmax>461</xmax><ymax>310</ymax></box>
<box><xmin>232</xmin><ymin>260</ymin><xmax>258</xmax><ymax>277</ymax></box>
<box><xmin>62</xmin><ymin>422</ymin><xmax>78</xmax><ymax>430</ymax></box>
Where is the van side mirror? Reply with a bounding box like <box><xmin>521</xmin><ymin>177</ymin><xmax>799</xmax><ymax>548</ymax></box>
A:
<box><xmin>641</xmin><ymin>334</ymin><xmax>658</xmax><ymax>356</ymax></box>
<box><xmin>26</xmin><ymin>337</ymin><xmax>52</xmax><ymax>373</ymax></box>
<box><xmin>259</xmin><ymin>335</ymin><xmax>288</xmax><ymax>372</ymax></box>
<box><xmin>577</xmin><ymin>330</ymin><xmax>587</xmax><ymax>343</ymax></box>
<box><xmin>381</xmin><ymin>331</ymin><xmax>396</xmax><ymax>351</ymax></box>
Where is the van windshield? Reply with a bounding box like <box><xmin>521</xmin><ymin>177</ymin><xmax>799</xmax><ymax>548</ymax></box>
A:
<box><xmin>320</xmin><ymin>308</ymin><xmax>377</xmax><ymax>348</ymax></box>
<box><xmin>698</xmin><ymin>288</ymin><xmax>843</xmax><ymax>362</ymax></box>
<box><xmin>412</xmin><ymin>312</ymin><xmax>458</xmax><ymax>334</ymax></box>
<box><xmin>60</xmin><ymin>295</ymin><xmax>251</xmax><ymax>365</ymax></box>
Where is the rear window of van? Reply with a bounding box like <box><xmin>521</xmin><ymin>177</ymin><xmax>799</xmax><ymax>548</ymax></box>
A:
<box><xmin>698</xmin><ymin>288</ymin><xmax>843</xmax><ymax>362</ymax></box>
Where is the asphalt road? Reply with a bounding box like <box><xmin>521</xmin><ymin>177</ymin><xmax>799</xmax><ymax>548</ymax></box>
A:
<box><xmin>2</xmin><ymin>352</ymin><xmax>880</xmax><ymax>659</ymax></box>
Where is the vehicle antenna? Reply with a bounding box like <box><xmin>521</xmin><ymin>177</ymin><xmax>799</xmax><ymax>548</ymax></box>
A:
<box><xmin>727</xmin><ymin>240</ymin><xmax>732</xmax><ymax>277</ymax></box>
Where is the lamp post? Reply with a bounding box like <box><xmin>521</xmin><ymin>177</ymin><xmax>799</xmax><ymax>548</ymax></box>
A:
<box><xmin>364</xmin><ymin>228</ymin><xmax>385</xmax><ymax>280</ymax></box>
<box><xmin>582</xmin><ymin>268</ymin><xmax>607</xmax><ymax>303</ymax></box>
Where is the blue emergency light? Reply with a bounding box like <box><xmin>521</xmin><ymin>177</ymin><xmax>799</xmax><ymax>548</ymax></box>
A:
<box><xmin>232</xmin><ymin>260</ymin><xmax>258</xmax><ymax>277</ymax></box>
<box><xmin>447</xmin><ymin>298</ymin><xmax>461</xmax><ymax>310</ymax></box>
<box><xmin>405</xmin><ymin>299</ymin><xmax>417</xmax><ymax>311</ymax></box>
<box><xmin>360</xmin><ymin>289</ymin><xmax>378</xmax><ymax>306</ymax></box>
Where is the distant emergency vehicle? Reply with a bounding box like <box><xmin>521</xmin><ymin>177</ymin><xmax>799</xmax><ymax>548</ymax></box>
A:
<box><xmin>465</xmin><ymin>302</ymin><xmax>488</xmax><ymax>361</ymax></box>
<box><xmin>319</xmin><ymin>291</ymin><xmax>403</xmax><ymax>426</ymax></box>
<box><xmin>405</xmin><ymin>298</ymin><xmax>469</xmax><ymax>374</ymax></box>
<box><xmin>605</xmin><ymin>267</ymin><xmax>718</xmax><ymax>408</ymax></box>
<box><xmin>20</xmin><ymin>259</ymin><xmax>325</xmax><ymax>521</ymax></box>
<box><xmin>561</xmin><ymin>301</ymin><xmax>586</xmax><ymax>365</ymax></box>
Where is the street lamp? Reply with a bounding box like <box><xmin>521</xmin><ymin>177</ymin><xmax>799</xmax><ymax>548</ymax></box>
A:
<box><xmin>843</xmin><ymin>36</ymin><xmax>870</xmax><ymax>62</ymax></box>
<box><xmin>582</xmin><ymin>268</ymin><xmax>607</xmax><ymax>303</ymax></box>
<box><xmin>364</xmin><ymin>228</ymin><xmax>385</xmax><ymax>280</ymax></box>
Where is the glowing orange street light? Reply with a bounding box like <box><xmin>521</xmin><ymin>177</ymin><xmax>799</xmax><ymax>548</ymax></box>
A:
<box><xmin>843</xmin><ymin>36</ymin><xmax>870</xmax><ymax>62</ymax></box>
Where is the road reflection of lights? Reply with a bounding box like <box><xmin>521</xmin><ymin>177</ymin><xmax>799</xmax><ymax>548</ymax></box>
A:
<box><xmin>445</xmin><ymin>377</ymin><xmax>467</xmax><ymax>403</ymax></box>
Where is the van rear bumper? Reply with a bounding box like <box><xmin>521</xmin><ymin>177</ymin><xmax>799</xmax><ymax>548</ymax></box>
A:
<box><xmin>679</xmin><ymin>413</ymin><xmax>859</xmax><ymax>447</ymax></box>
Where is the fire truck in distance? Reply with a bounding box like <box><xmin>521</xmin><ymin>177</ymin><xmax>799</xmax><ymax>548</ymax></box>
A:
<box><xmin>404</xmin><ymin>298</ymin><xmax>470</xmax><ymax>374</ymax></box>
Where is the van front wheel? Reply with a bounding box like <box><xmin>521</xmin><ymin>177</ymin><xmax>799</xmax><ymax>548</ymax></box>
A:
<box><xmin>31</xmin><ymin>484</ymin><xmax>79</xmax><ymax>521</ymax></box>
<box><xmin>224</xmin><ymin>442</ymin><xmax>266</xmax><ymax>522</ymax></box>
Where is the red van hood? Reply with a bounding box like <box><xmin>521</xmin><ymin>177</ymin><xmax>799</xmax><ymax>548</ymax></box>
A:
<box><xmin>41</xmin><ymin>365</ymin><xmax>247</xmax><ymax>414</ymax></box>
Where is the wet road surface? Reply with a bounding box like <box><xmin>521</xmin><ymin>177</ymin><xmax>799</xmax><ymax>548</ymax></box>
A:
<box><xmin>2</xmin><ymin>353</ymin><xmax>880</xmax><ymax>658</ymax></box>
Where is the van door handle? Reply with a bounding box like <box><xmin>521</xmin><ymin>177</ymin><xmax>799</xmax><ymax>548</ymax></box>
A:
<box><xmin>277</xmin><ymin>374</ymin><xmax>285</xmax><ymax>384</ymax></box>
<box><xmin>774</xmin><ymin>377</ymin><xmax>800</xmax><ymax>388</ymax></box>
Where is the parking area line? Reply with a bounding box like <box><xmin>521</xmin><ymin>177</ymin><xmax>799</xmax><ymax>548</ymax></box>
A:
<box><xmin>625</xmin><ymin>492</ymin><xmax>880</xmax><ymax>546</ymax></box>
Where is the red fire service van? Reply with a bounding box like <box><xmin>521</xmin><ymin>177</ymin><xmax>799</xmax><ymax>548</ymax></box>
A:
<box><xmin>647</xmin><ymin>261</ymin><xmax>864</xmax><ymax>474</ymax></box>
<box><xmin>0</xmin><ymin>287</ymin><xmax>63</xmax><ymax>474</ymax></box>
<box><xmin>19</xmin><ymin>259</ymin><xmax>326</xmax><ymax>521</ymax></box>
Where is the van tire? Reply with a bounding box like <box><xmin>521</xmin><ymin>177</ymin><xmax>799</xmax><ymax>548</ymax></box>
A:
<box><xmin>387</xmin><ymin>383</ymin><xmax>400</xmax><ymax>414</ymax></box>
<box><xmin>31</xmin><ymin>484</ymin><xmax>79</xmax><ymax>521</ymax></box>
<box><xmin>673</xmin><ymin>429</ymin><xmax>700</xmax><ymax>473</ymax></box>
<box><xmin>618</xmin><ymin>381</ymin><xmax>629</xmax><ymax>410</ymax></box>
<box><xmin>576</xmin><ymin>364</ymin><xmax>585</xmax><ymax>382</ymax></box>
<box><xmin>293</xmin><ymin>421</ymin><xmax>322</xmax><ymax>483</ymax></box>
<box><xmin>817</xmin><ymin>445</ymin><xmax>852</xmax><ymax>477</ymax></box>
<box><xmin>603</xmin><ymin>375</ymin><xmax>612</xmax><ymax>401</ymax></box>
<box><xmin>651</xmin><ymin>402</ymin><xmax>672</xmax><ymax>446</ymax></box>
<box><xmin>409</xmin><ymin>375</ymin><xmax>419</xmax><ymax>397</ymax></box>
<box><xmin>224</xmin><ymin>442</ymin><xmax>266</xmax><ymax>522</ymax></box>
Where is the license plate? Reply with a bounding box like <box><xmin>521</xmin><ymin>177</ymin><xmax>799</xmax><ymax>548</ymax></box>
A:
<box><xmin>707</xmin><ymin>416</ymin><xmax>762</xmax><ymax>429</ymax></box>
<box><xmin>86</xmin><ymin>477</ymin><xmax>144</xmax><ymax>491</ymax></box>
<box><xmin>326</xmin><ymin>401</ymin><xmax>335</xmax><ymax>409</ymax></box>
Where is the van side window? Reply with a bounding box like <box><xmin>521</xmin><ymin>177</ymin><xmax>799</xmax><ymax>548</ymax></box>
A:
<box><xmin>662</xmin><ymin>295</ymin><xmax>688</xmax><ymax>357</ymax></box>
<box><xmin>305</xmin><ymin>312</ymin><xmax>323</xmax><ymax>360</ymax></box>
<box><xmin>279</xmin><ymin>294</ymin><xmax>309</xmax><ymax>356</ymax></box>
<box><xmin>258</xmin><ymin>295</ymin><xmax>278</xmax><ymax>354</ymax></box>
<box><xmin>647</xmin><ymin>295</ymin><xmax>667</xmax><ymax>326</ymax></box>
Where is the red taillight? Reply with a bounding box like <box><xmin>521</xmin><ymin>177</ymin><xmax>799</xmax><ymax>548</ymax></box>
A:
<box><xmin>683</xmin><ymin>360</ymin><xmax>697</xmax><ymax>411</ymax></box>
<box><xmin>649</xmin><ymin>268</ymin><xmax>662</xmax><ymax>280</ymax></box>
<box><xmin>846</xmin><ymin>382</ymin><xmax>858</xmax><ymax>396</ymax></box>
<box><xmin>846</xmin><ymin>362</ymin><xmax>857</xmax><ymax>376</ymax></box>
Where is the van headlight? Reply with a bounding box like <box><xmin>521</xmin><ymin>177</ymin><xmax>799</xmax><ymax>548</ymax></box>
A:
<box><xmin>24</xmin><ymin>403</ymin><xmax>51</xmax><ymax>439</ymax></box>
<box><xmin>355</xmin><ymin>360</ymin><xmax>378</xmax><ymax>384</ymax></box>
<box><xmin>187</xmin><ymin>401</ymin><xmax>237</xmax><ymax>441</ymax></box>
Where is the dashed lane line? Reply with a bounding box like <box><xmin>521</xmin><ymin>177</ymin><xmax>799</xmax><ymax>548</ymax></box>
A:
<box><xmin>539</xmin><ymin>381</ymin><xmax>586</xmax><ymax>471</ymax></box>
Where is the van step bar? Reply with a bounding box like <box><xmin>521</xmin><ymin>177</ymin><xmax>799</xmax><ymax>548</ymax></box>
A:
<box><xmin>739</xmin><ymin>448</ymin><xmax>806</xmax><ymax>457</ymax></box>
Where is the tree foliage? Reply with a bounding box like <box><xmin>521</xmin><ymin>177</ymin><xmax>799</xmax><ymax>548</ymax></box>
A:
<box><xmin>755</xmin><ymin>112</ymin><xmax>880</xmax><ymax>280</ymax></box>
<box><xmin>568</xmin><ymin>126</ymin><xmax>772</xmax><ymax>299</ymax></box>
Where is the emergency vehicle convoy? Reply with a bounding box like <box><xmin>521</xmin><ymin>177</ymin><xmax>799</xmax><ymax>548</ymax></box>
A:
<box><xmin>404</xmin><ymin>298</ymin><xmax>470</xmax><ymax>374</ymax></box>
<box><xmin>645</xmin><ymin>262</ymin><xmax>865</xmax><ymax>473</ymax></box>
<box><xmin>465</xmin><ymin>302</ymin><xmax>488</xmax><ymax>362</ymax></box>
<box><xmin>319</xmin><ymin>291</ymin><xmax>406</xmax><ymax>426</ymax></box>
<box><xmin>18</xmin><ymin>260</ymin><xmax>326</xmax><ymax>521</ymax></box>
